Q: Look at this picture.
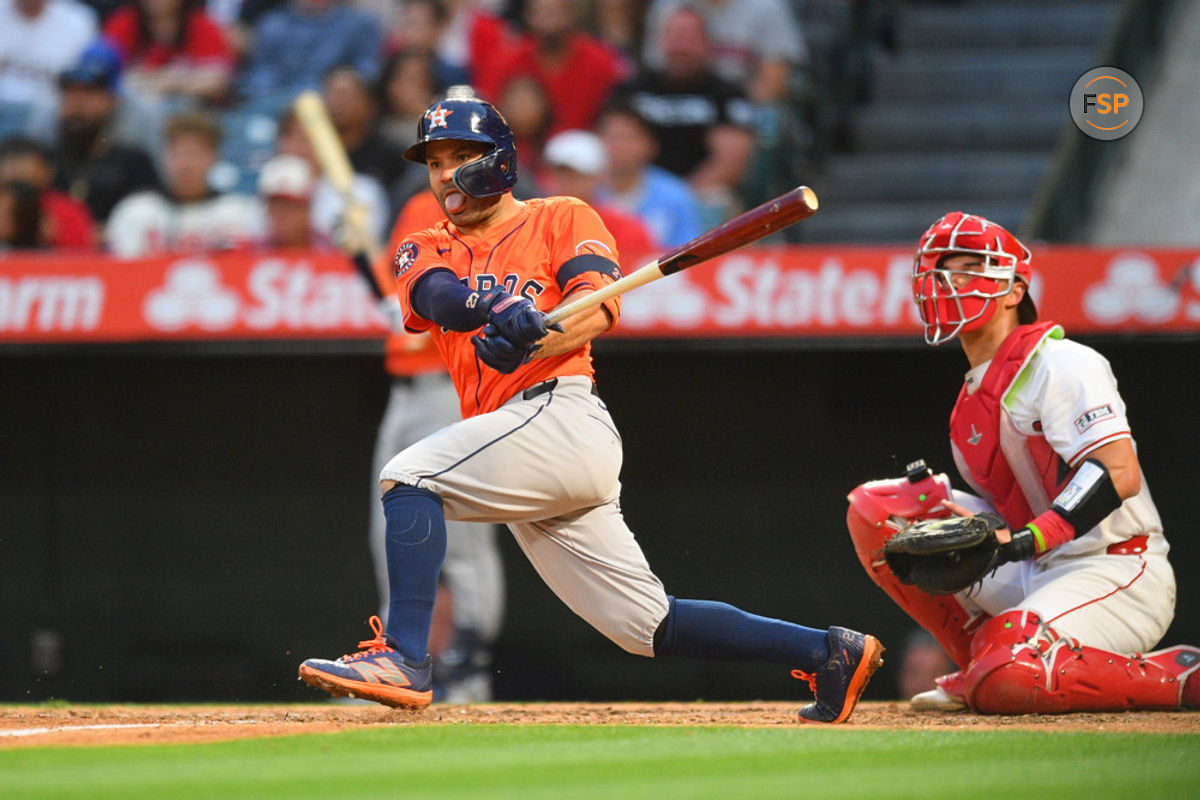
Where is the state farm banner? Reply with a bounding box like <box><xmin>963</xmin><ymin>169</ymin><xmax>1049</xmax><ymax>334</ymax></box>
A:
<box><xmin>2</xmin><ymin>247</ymin><xmax>1199</xmax><ymax>344</ymax></box>
<box><xmin>0</xmin><ymin>251</ymin><xmax>389</xmax><ymax>344</ymax></box>
<box><xmin>611</xmin><ymin>246</ymin><xmax>1200</xmax><ymax>338</ymax></box>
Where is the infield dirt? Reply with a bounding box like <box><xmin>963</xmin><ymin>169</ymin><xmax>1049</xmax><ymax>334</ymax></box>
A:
<box><xmin>1</xmin><ymin>703</ymin><xmax>1197</xmax><ymax>748</ymax></box>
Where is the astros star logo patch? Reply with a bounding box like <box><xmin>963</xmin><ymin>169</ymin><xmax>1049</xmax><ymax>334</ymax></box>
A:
<box><xmin>426</xmin><ymin>104</ymin><xmax>452</xmax><ymax>129</ymax></box>
<box><xmin>394</xmin><ymin>242</ymin><xmax>419</xmax><ymax>277</ymax></box>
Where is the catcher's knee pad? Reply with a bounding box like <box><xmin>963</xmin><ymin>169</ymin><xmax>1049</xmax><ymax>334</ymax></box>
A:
<box><xmin>966</xmin><ymin>610</ymin><xmax>1188</xmax><ymax>712</ymax></box>
<box><xmin>963</xmin><ymin>610</ymin><xmax>1054</xmax><ymax>714</ymax></box>
<box><xmin>846</xmin><ymin>474</ymin><xmax>979</xmax><ymax>667</ymax></box>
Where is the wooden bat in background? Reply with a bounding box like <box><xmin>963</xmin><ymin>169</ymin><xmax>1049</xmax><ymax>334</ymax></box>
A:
<box><xmin>544</xmin><ymin>185</ymin><xmax>819</xmax><ymax>326</ymax></box>
<box><xmin>292</xmin><ymin>90</ymin><xmax>385</xmax><ymax>300</ymax></box>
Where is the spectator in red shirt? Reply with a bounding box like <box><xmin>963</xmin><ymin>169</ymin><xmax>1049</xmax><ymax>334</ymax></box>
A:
<box><xmin>0</xmin><ymin>135</ymin><xmax>97</xmax><ymax>249</ymax></box>
<box><xmin>480</xmin><ymin>0</ymin><xmax>627</xmax><ymax>133</ymax></box>
<box><xmin>103</xmin><ymin>0</ymin><xmax>234</xmax><ymax>105</ymax></box>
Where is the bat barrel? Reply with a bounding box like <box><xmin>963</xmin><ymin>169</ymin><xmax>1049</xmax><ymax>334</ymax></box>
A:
<box><xmin>544</xmin><ymin>185</ymin><xmax>818</xmax><ymax>325</ymax></box>
<box><xmin>658</xmin><ymin>186</ymin><xmax>817</xmax><ymax>275</ymax></box>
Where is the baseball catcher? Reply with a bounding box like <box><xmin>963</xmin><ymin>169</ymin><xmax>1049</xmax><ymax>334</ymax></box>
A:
<box><xmin>845</xmin><ymin>213</ymin><xmax>1200</xmax><ymax>715</ymax></box>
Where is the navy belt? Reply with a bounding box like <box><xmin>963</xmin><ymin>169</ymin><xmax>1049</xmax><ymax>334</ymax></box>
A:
<box><xmin>521</xmin><ymin>378</ymin><xmax>600</xmax><ymax>400</ymax></box>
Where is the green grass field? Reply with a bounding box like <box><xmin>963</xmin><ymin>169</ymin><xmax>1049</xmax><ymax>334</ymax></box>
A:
<box><xmin>3</xmin><ymin>725</ymin><xmax>1199</xmax><ymax>800</ymax></box>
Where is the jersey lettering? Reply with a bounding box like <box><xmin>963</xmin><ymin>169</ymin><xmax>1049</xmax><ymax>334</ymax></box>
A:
<box><xmin>393</xmin><ymin>197</ymin><xmax>621</xmax><ymax>418</ymax></box>
<box><xmin>469</xmin><ymin>273</ymin><xmax>545</xmax><ymax>300</ymax></box>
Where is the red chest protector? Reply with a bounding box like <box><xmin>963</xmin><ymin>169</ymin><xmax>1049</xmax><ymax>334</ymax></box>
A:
<box><xmin>949</xmin><ymin>322</ymin><xmax>1066</xmax><ymax>528</ymax></box>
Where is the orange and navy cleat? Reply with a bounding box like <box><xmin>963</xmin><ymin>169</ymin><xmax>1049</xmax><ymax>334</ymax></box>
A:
<box><xmin>794</xmin><ymin>627</ymin><xmax>884</xmax><ymax>724</ymax></box>
<box><xmin>298</xmin><ymin>615</ymin><xmax>433</xmax><ymax>708</ymax></box>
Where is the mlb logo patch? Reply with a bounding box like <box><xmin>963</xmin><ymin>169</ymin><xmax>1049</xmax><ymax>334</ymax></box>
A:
<box><xmin>394</xmin><ymin>242</ymin><xmax>419</xmax><ymax>277</ymax></box>
<box><xmin>1075</xmin><ymin>404</ymin><xmax>1115</xmax><ymax>434</ymax></box>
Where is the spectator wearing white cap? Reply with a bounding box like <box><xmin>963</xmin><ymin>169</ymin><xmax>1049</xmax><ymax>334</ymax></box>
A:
<box><xmin>541</xmin><ymin>128</ymin><xmax>657</xmax><ymax>264</ymax></box>
<box><xmin>256</xmin><ymin>153</ymin><xmax>333</xmax><ymax>250</ymax></box>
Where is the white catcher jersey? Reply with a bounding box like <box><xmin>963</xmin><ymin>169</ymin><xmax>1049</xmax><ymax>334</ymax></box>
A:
<box><xmin>957</xmin><ymin>335</ymin><xmax>1166</xmax><ymax>562</ymax></box>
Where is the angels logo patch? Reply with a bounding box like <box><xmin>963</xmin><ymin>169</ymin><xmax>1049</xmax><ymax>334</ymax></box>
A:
<box><xmin>394</xmin><ymin>242</ymin><xmax>419</xmax><ymax>278</ymax></box>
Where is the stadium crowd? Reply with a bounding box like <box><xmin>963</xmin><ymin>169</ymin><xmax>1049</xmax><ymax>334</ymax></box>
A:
<box><xmin>0</xmin><ymin>0</ymin><xmax>842</xmax><ymax>256</ymax></box>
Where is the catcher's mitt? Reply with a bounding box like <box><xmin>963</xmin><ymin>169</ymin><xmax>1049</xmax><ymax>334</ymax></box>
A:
<box><xmin>883</xmin><ymin>513</ymin><xmax>1007</xmax><ymax>594</ymax></box>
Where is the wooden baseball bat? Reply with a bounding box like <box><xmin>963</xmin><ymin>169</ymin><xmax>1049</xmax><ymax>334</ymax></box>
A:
<box><xmin>292</xmin><ymin>91</ymin><xmax>385</xmax><ymax>299</ymax></box>
<box><xmin>544</xmin><ymin>185</ymin><xmax>818</xmax><ymax>326</ymax></box>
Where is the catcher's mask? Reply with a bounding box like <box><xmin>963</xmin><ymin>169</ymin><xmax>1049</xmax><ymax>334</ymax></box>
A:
<box><xmin>912</xmin><ymin>212</ymin><xmax>1034</xmax><ymax>345</ymax></box>
<box><xmin>402</xmin><ymin>86</ymin><xmax>518</xmax><ymax>198</ymax></box>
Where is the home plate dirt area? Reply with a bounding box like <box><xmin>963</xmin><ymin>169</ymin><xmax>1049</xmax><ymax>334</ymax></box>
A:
<box><xmin>1</xmin><ymin>703</ymin><xmax>1196</xmax><ymax>748</ymax></box>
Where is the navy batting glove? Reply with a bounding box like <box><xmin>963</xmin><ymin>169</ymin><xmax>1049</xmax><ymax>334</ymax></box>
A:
<box><xmin>471</xmin><ymin>326</ymin><xmax>538</xmax><ymax>374</ymax></box>
<box><xmin>474</xmin><ymin>290</ymin><xmax>562</xmax><ymax>348</ymax></box>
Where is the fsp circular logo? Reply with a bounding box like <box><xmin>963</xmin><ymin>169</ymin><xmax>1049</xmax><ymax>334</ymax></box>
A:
<box><xmin>1070</xmin><ymin>67</ymin><xmax>1143</xmax><ymax>140</ymax></box>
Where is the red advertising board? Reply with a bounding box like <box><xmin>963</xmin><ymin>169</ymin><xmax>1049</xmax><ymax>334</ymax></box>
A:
<box><xmin>2</xmin><ymin>247</ymin><xmax>1199</xmax><ymax>343</ymax></box>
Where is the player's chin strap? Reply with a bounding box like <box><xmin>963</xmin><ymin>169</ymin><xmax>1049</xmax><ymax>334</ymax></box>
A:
<box><xmin>1006</xmin><ymin>458</ymin><xmax>1124</xmax><ymax>560</ymax></box>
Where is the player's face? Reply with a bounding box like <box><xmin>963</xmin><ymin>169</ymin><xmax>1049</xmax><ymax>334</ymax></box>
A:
<box><xmin>940</xmin><ymin>254</ymin><xmax>986</xmax><ymax>289</ymax></box>
<box><xmin>914</xmin><ymin>252</ymin><xmax>1017</xmax><ymax>343</ymax></box>
<box><xmin>425</xmin><ymin>139</ymin><xmax>499</xmax><ymax>227</ymax></box>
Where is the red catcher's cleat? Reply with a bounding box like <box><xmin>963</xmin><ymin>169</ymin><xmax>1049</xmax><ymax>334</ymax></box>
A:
<box><xmin>1141</xmin><ymin>646</ymin><xmax>1200</xmax><ymax>708</ymax></box>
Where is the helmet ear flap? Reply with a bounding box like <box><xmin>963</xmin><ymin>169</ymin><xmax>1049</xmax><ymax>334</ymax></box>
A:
<box><xmin>452</xmin><ymin>147</ymin><xmax>518</xmax><ymax>197</ymax></box>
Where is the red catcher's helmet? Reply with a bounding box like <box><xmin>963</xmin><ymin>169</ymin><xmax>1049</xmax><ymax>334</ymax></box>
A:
<box><xmin>912</xmin><ymin>212</ymin><xmax>1033</xmax><ymax>345</ymax></box>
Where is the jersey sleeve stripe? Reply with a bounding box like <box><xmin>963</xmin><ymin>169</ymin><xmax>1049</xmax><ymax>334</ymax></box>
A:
<box><xmin>1067</xmin><ymin>431</ymin><xmax>1132</xmax><ymax>467</ymax></box>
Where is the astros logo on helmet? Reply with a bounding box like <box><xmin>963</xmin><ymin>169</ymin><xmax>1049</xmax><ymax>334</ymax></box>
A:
<box><xmin>426</xmin><ymin>104</ymin><xmax>453</xmax><ymax>129</ymax></box>
<box><xmin>402</xmin><ymin>86</ymin><xmax>518</xmax><ymax>198</ymax></box>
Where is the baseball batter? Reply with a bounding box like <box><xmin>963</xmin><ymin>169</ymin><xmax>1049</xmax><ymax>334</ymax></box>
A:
<box><xmin>299</xmin><ymin>90</ymin><xmax>883</xmax><ymax>723</ymax></box>
<box><xmin>846</xmin><ymin>212</ymin><xmax>1200</xmax><ymax>713</ymax></box>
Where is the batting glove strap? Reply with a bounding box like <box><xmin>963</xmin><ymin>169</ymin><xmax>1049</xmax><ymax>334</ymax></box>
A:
<box><xmin>477</xmin><ymin>290</ymin><xmax>559</xmax><ymax>347</ymax></box>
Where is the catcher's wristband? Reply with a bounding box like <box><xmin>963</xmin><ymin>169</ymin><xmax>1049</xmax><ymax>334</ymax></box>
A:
<box><xmin>1000</xmin><ymin>527</ymin><xmax>1037</xmax><ymax>563</ymax></box>
<box><xmin>1021</xmin><ymin>509</ymin><xmax>1075</xmax><ymax>555</ymax></box>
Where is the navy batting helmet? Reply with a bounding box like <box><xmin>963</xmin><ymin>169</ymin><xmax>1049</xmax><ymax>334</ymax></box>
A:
<box><xmin>402</xmin><ymin>86</ymin><xmax>518</xmax><ymax>198</ymax></box>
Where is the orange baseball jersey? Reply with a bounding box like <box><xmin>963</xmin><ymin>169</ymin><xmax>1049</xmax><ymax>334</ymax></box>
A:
<box><xmin>373</xmin><ymin>191</ymin><xmax>448</xmax><ymax>377</ymax></box>
<box><xmin>393</xmin><ymin>196</ymin><xmax>623</xmax><ymax>418</ymax></box>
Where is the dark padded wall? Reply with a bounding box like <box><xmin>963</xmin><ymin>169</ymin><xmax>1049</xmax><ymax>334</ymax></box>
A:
<box><xmin>1</xmin><ymin>340</ymin><xmax>1195</xmax><ymax>702</ymax></box>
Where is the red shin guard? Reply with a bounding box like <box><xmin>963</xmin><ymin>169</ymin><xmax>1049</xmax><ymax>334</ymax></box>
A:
<box><xmin>847</xmin><ymin>503</ymin><xmax>982</xmax><ymax>667</ymax></box>
<box><xmin>965</xmin><ymin>610</ymin><xmax>1190</xmax><ymax>713</ymax></box>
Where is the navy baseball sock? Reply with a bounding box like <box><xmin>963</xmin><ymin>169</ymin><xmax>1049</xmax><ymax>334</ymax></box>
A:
<box><xmin>653</xmin><ymin>597</ymin><xmax>830</xmax><ymax>670</ymax></box>
<box><xmin>381</xmin><ymin>484</ymin><xmax>447</xmax><ymax>662</ymax></box>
